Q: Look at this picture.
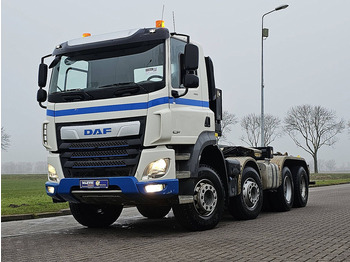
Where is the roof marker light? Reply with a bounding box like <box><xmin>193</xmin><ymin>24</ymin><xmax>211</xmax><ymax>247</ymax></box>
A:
<box><xmin>156</xmin><ymin>20</ymin><xmax>164</xmax><ymax>28</ymax></box>
<box><xmin>82</xmin><ymin>33</ymin><xmax>91</xmax><ymax>37</ymax></box>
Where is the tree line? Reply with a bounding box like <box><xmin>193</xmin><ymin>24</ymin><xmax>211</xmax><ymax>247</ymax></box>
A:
<box><xmin>1</xmin><ymin>104</ymin><xmax>349</xmax><ymax>174</ymax></box>
<box><xmin>220</xmin><ymin>104</ymin><xmax>347</xmax><ymax>173</ymax></box>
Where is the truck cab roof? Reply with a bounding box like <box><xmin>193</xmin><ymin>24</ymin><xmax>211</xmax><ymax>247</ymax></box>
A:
<box><xmin>52</xmin><ymin>27</ymin><xmax>170</xmax><ymax>56</ymax></box>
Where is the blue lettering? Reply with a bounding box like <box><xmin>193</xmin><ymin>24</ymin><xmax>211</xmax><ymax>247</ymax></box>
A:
<box><xmin>84</xmin><ymin>129</ymin><xmax>93</xmax><ymax>135</ymax></box>
<box><xmin>93</xmin><ymin>129</ymin><xmax>102</xmax><ymax>135</ymax></box>
<box><xmin>84</xmin><ymin>128</ymin><xmax>112</xmax><ymax>136</ymax></box>
<box><xmin>103</xmin><ymin>128</ymin><xmax>112</xmax><ymax>134</ymax></box>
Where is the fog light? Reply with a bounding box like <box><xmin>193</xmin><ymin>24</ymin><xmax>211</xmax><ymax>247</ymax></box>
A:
<box><xmin>47</xmin><ymin>186</ymin><xmax>55</xmax><ymax>194</ymax></box>
<box><xmin>145</xmin><ymin>184</ymin><xmax>165</xmax><ymax>193</ymax></box>
<box><xmin>48</xmin><ymin>164</ymin><xmax>59</xmax><ymax>182</ymax></box>
<box><xmin>142</xmin><ymin>158</ymin><xmax>170</xmax><ymax>180</ymax></box>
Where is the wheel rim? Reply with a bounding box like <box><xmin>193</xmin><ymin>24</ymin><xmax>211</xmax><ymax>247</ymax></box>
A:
<box><xmin>300</xmin><ymin>175</ymin><xmax>307</xmax><ymax>200</ymax></box>
<box><xmin>242</xmin><ymin>178</ymin><xmax>260</xmax><ymax>210</ymax></box>
<box><xmin>284</xmin><ymin>176</ymin><xmax>293</xmax><ymax>204</ymax></box>
<box><xmin>193</xmin><ymin>179</ymin><xmax>218</xmax><ymax>217</ymax></box>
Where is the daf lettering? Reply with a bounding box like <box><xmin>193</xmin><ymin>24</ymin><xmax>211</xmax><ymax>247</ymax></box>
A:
<box><xmin>84</xmin><ymin>128</ymin><xmax>112</xmax><ymax>136</ymax></box>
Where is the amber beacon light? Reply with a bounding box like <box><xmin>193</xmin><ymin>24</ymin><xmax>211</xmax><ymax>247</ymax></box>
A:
<box><xmin>156</xmin><ymin>20</ymin><xmax>164</xmax><ymax>28</ymax></box>
<box><xmin>82</xmin><ymin>33</ymin><xmax>91</xmax><ymax>37</ymax></box>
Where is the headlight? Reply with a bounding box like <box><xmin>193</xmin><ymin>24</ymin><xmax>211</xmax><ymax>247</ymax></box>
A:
<box><xmin>48</xmin><ymin>164</ymin><xmax>59</xmax><ymax>182</ymax></box>
<box><xmin>47</xmin><ymin>186</ymin><xmax>55</xmax><ymax>194</ymax></box>
<box><xmin>142</xmin><ymin>158</ymin><xmax>170</xmax><ymax>180</ymax></box>
<box><xmin>144</xmin><ymin>184</ymin><xmax>165</xmax><ymax>193</ymax></box>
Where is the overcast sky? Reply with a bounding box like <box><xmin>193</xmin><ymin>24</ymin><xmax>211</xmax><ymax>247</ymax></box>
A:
<box><xmin>1</xmin><ymin>0</ymin><xmax>350</xmax><ymax>169</ymax></box>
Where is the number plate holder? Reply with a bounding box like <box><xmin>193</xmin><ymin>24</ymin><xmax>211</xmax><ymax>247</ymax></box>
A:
<box><xmin>80</xmin><ymin>180</ymin><xmax>109</xmax><ymax>189</ymax></box>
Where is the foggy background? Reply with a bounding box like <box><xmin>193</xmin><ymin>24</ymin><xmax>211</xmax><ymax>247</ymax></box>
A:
<box><xmin>1</xmin><ymin>0</ymin><xmax>349</xmax><ymax>174</ymax></box>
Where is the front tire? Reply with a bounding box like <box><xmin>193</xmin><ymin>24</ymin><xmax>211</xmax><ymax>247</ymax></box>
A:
<box><xmin>69</xmin><ymin>203</ymin><xmax>123</xmax><ymax>228</ymax></box>
<box><xmin>228</xmin><ymin>167</ymin><xmax>263</xmax><ymax>220</ymax></box>
<box><xmin>172</xmin><ymin>165</ymin><xmax>225</xmax><ymax>231</ymax></box>
<box><xmin>136</xmin><ymin>205</ymin><xmax>171</xmax><ymax>219</ymax></box>
<box><xmin>293</xmin><ymin>166</ymin><xmax>309</xmax><ymax>207</ymax></box>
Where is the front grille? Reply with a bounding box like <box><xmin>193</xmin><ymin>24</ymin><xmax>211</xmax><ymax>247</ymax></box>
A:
<box><xmin>69</xmin><ymin>140</ymin><xmax>128</xmax><ymax>149</ymax></box>
<box><xmin>57</xmin><ymin>117</ymin><xmax>145</xmax><ymax>179</ymax></box>
<box><xmin>70</xmin><ymin>150</ymin><xmax>129</xmax><ymax>158</ymax></box>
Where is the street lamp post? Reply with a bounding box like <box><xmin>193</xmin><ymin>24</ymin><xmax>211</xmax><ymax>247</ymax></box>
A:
<box><xmin>261</xmin><ymin>4</ymin><xmax>289</xmax><ymax>147</ymax></box>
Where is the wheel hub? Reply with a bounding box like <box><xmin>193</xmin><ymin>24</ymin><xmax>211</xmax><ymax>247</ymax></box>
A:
<box><xmin>242</xmin><ymin>178</ymin><xmax>260</xmax><ymax>210</ymax></box>
<box><xmin>300</xmin><ymin>175</ymin><xmax>307</xmax><ymax>200</ymax></box>
<box><xmin>194</xmin><ymin>179</ymin><xmax>217</xmax><ymax>216</ymax></box>
<box><xmin>284</xmin><ymin>176</ymin><xmax>293</xmax><ymax>204</ymax></box>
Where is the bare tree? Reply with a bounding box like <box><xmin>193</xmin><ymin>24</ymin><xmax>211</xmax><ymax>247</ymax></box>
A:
<box><xmin>240</xmin><ymin>113</ymin><xmax>282</xmax><ymax>147</ymax></box>
<box><xmin>219</xmin><ymin>110</ymin><xmax>237</xmax><ymax>143</ymax></box>
<box><xmin>1</xmin><ymin>127</ymin><xmax>11</xmax><ymax>151</ymax></box>
<box><xmin>284</xmin><ymin>105</ymin><xmax>345</xmax><ymax>173</ymax></box>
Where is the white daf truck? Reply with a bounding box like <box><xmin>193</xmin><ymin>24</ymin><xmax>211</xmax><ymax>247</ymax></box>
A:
<box><xmin>37</xmin><ymin>25</ymin><xmax>309</xmax><ymax>231</ymax></box>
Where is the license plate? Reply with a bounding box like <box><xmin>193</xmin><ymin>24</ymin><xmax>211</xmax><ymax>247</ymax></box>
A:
<box><xmin>80</xmin><ymin>180</ymin><xmax>109</xmax><ymax>189</ymax></box>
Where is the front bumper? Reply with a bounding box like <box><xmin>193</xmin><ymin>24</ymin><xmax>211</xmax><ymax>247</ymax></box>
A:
<box><xmin>45</xmin><ymin>177</ymin><xmax>179</xmax><ymax>205</ymax></box>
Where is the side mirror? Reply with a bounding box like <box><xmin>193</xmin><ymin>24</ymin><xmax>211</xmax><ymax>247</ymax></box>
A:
<box><xmin>38</xmin><ymin>63</ymin><xmax>48</xmax><ymax>88</ymax></box>
<box><xmin>37</xmin><ymin>89</ymin><xmax>47</xmax><ymax>103</ymax></box>
<box><xmin>184</xmin><ymin>74</ymin><xmax>199</xmax><ymax>88</ymax></box>
<box><xmin>184</xmin><ymin>44</ymin><xmax>199</xmax><ymax>71</ymax></box>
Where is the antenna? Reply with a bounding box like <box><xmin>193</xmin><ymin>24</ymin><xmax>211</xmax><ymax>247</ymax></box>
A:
<box><xmin>172</xmin><ymin>11</ymin><xmax>176</xmax><ymax>32</ymax></box>
<box><xmin>161</xmin><ymin>5</ymin><xmax>165</xmax><ymax>21</ymax></box>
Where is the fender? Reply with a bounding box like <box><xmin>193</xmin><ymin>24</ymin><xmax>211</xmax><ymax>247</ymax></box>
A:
<box><xmin>185</xmin><ymin>131</ymin><xmax>218</xmax><ymax>178</ymax></box>
<box><xmin>177</xmin><ymin>131</ymin><xmax>227</xmax><ymax>196</ymax></box>
<box><xmin>271</xmin><ymin>155</ymin><xmax>310</xmax><ymax>187</ymax></box>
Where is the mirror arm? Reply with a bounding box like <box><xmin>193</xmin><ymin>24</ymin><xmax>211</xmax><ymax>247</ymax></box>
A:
<box><xmin>37</xmin><ymin>54</ymin><xmax>51</xmax><ymax>110</ymax></box>
<box><xmin>39</xmin><ymin>102</ymin><xmax>47</xmax><ymax>109</ymax></box>
<box><xmin>41</xmin><ymin>54</ymin><xmax>52</xmax><ymax>64</ymax></box>
<box><xmin>171</xmin><ymin>87</ymin><xmax>189</xmax><ymax>98</ymax></box>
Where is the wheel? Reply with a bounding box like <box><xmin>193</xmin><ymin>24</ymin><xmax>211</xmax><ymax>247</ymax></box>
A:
<box><xmin>172</xmin><ymin>165</ymin><xmax>225</xmax><ymax>231</ymax></box>
<box><xmin>136</xmin><ymin>205</ymin><xmax>171</xmax><ymax>219</ymax></box>
<box><xmin>228</xmin><ymin>167</ymin><xmax>263</xmax><ymax>220</ymax></box>
<box><xmin>293</xmin><ymin>166</ymin><xmax>309</xmax><ymax>207</ymax></box>
<box><xmin>69</xmin><ymin>203</ymin><xmax>123</xmax><ymax>228</ymax></box>
<box><xmin>272</xmin><ymin>167</ymin><xmax>294</xmax><ymax>211</ymax></box>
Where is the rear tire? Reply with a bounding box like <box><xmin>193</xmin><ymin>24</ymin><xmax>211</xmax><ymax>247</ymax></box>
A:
<box><xmin>228</xmin><ymin>167</ymin><xmax>263</xmax><ymax>220</ymax></box>
<box><xmin>136</xmin><ymin>205</ymin><xmax>171</xmax><ymax>219</ymax></box>
<box><xmin>293</xmin><ymin>166</ymin><xmax>309</xmax><ymax>207</ymax></box>
<box><xmin>172</xmin><ymin>165</ymin><xmax>224</xmax><ymax>231</ymax></box>
<box><xmin>272</xmin><ymin>167</ymin><xmax>294</xmax><ymax>211</ymax></box>
<box><xmin>69</xmin><ymin>203</ymin><xmax>123</xmax><ymax>228</ymax></box>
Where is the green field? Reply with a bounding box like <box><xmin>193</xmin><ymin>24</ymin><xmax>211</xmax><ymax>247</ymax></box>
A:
<box><xmin>1</xmin><ymin>174</ymin><xmax>68</xmax><ymax>216</ymax></box>
<box><xmin>1</xmin><ymin>173</ymin><xmax>350</xmax><ymax>216</ymax></box>
<box><xmin>310</xmin><ymin>173</ymin><xmax>350</xmax><ymax>187</ymax></box>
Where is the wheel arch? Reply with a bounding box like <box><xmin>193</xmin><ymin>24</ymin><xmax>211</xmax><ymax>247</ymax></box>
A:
<box><xmin>272</xmin><ymin>156</ymin><xmax>310</xmax><ymax>183</ymax></box>
<box><xmin>227</xmin><ymin>157</ymin><xmax>260</xmax><ymax>194</ymax></box>
<box><xmin>199</xmin><ymin>144</ymin><xmax>227</xmax><ymax>188</ymax></box>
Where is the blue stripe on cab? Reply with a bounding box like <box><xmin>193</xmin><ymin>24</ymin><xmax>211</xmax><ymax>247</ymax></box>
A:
<box><xmin>47</xmin><ymin>96</ymin><xmax>208</xmax><ymax>117</ymax></box>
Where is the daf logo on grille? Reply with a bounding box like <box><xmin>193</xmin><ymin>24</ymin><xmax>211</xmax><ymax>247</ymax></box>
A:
<box><xmin>84</xmin><ymin>128</ymin><xmax>112</xmax><ymax>136</ymax></box>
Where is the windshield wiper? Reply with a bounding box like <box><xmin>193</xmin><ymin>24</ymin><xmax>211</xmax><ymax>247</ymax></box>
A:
<box><xmin>59</xmin><ymin>88</ymin><xmax>94</xmax><ymax>101</ymax></box>
<box><xmin>98</xmin><ymin>82</ymin><xmax>148</xmax><ymax>95</ymax></box>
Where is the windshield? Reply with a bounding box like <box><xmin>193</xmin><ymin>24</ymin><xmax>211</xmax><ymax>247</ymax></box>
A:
<box><xmin>48</xmin><ymin>42</ymin><xmax>165</xmax><ymax>102</ymax></box>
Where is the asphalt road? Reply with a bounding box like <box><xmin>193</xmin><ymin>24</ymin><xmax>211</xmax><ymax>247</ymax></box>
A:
<box><xmin>2</xmin><ymin>184</ymin><xmax>350</xmax><ymax>262</ymax></box>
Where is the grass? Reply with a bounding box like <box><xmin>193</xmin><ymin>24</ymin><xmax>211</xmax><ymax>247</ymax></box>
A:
<box><xmin>1</xmin><ymin>173</ymin><xmax>350</xmax><ymax>216</ymax></box>
<box><xmin>310</xmin><ymin>173</ymin><xmax>350</xmax><ymax>187</ymax></box>
<box><xmin>1</xmin><ymin>174</ymin><xmax>68</xmax><ymax>216</ymax></box>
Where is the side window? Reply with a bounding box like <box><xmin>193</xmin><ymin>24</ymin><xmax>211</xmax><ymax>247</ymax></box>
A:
<box><xmin>65</xmin><ymin>68</ymin><xmax>88</xmax><ymax>91</ymax></box>
<box><xmin>170</xmin><ymin>38</ymin><xmax>186</xmax><ymax>88</ymax></box>
<box><xmin>57</xmin><ymin>58</ymin><xmax>88</xmax><ymax>91</ymax></box>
